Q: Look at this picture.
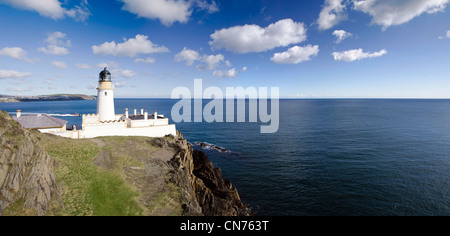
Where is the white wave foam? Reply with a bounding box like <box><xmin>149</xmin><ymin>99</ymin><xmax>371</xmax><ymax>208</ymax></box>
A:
<box><xmin>193</xmin><ymin>142</ymin><xmax>239</xmax><ymax>155</ymax></box>
<box><xmin>47</xmin><ymin>114</ymin><xmax>80</xmax><ymax>117</ymax></box>
<box><xmin>13</xmin><ymin>112</ymin><xmax>79</xmax><ymax>117</ymax></box>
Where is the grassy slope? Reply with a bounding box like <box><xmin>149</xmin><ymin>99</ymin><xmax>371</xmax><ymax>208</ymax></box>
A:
<box><xmin>95</xmin><ymin>136</ymin><xmax>182</xmax><ymax>216</ymax></box>
<box><xmin>38</xmin><ymin>134</ymin><xmax>182</xmax><ymax>216</ymax></box>
<box><xmin>39</xmin><ymin>134</ymin><xmax>140</xmax><ymax>216</ymax></box>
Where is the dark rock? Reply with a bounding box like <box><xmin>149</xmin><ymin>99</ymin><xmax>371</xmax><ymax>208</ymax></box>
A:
<box><xmin>168</xmin><ymin>138</ymin><xmax>251</xmax><ymax>216</ymax></box>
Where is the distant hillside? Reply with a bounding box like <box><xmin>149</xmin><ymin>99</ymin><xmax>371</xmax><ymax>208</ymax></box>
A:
<box><xmin>0</xmin><ymin>94</ymin><xmax>96</xmax><ymax>103</ymax></box>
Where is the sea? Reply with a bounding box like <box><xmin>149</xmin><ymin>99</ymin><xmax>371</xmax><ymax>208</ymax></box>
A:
<box><xmin>1</xmin><ymin>99</ymin><xmax>449</xmax><ymax>216</ymax></box>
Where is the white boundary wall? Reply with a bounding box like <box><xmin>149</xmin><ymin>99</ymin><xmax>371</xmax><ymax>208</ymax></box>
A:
<box><xmin>80</xmin><ymin>122</ymin><xmax>176</xmax><ymax>139</ymax></box>
<box><xmin>51</xmin><ymin>113</ymin><xmax>177</xmax><ymax>139</ymax></box>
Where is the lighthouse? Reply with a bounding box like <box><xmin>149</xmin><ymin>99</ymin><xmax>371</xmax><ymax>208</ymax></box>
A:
<box><xmin>44</xmin><ymin>66</ymin><xmax>177</xmax><ymax>139</ymax></box>
<box><xmin>97</xmin><ymin>68</ymin><xmax>115</xmax><ymax>121</ymax></box>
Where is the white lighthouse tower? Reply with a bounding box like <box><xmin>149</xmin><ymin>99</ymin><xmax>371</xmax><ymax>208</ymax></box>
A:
<box><xmin>97</xmin><ymin>68</ymin><xmax>115</xmax><ymax>121</ymax></box>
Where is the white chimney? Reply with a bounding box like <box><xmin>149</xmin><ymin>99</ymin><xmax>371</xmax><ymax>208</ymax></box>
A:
<box><xmin>144</xmin><ymin>111</ymin><xmax>148</xmax><ymax>120</ymax></box>
<box><xmin>134</xmin><ymin>109</ymin><xmax>137</xmax><ymax>116</ymax></box>
<box><xmin>125</xmin><ymin>108</ymin><xmax>129</xmax><ymax>118</ymax></box>
<box><xmin>16</xmin><ymin>110</ymin><xmax>21</xmax><ymax>118</ymax></box>
<box><xmin>154</xmin><ymin>110</ymin><xmax>158</xmax><ymax>120</ymax></box>
<box><xmin>141</xmin><ymin>108</ymin><xmax>144</xmax><ymax>115</ymax></box>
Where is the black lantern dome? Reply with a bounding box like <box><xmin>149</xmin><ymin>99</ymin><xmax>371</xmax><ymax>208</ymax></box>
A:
<box><xmin>99</xmin><ymin>67</ymin><xmax>112</xmax><ymax>82</ymax></box>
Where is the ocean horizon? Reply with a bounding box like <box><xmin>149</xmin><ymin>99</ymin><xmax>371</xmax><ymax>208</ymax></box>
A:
<box><xmin>1</xmin><ymin>98</ymin><xmax>449</xmax><ymax>216</ymax></box>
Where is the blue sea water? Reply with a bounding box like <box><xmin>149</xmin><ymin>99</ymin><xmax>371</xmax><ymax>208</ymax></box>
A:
<box><xmin>1</xmin><ymin>99</ymin><xmax>450</xmax><ymax>216</ymax></box>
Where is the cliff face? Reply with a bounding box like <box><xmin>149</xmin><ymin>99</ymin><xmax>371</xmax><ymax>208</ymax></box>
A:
<box><xmin>0</xmin><ymin>111</ymin><xmax>61</xmax><ymax>216</ymax></box>
<box><xmin>90</xmin><ymin>135</ymin><xmax>250</xmax><ymax>216</ymax></box>
<box><xmin>163</xmin><ymin>134</ymin><xmax>251</xmax><ymax>216</ymax></box>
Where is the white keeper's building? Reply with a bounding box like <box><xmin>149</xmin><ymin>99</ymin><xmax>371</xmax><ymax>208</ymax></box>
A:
<box><xmin>51</xmin><ymin>68</ymin><xmax>177</xmax><ymax>139</ymax></box>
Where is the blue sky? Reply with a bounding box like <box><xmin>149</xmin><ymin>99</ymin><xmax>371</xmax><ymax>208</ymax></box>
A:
<box><xmin>0</xmin><ymin>0</ymin><xmax>450</xmax><ymax>98</ymax></box>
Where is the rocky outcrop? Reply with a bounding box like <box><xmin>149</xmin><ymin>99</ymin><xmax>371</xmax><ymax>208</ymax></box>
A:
<box><xmin>0</xmin><ymin>111</ymin><xmax>61</xmax><ymax>216</ymax></box>
<box><xmin>163</xmin><ymin>133</ymin><xmax>251</xmax><ymax>216</ymax></box>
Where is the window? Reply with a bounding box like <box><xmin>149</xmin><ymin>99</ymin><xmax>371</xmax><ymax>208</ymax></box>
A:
<box><xmin>105</xmin><ymin>92</ymin><xmax>107</xmax><ymax>96</ymax></box>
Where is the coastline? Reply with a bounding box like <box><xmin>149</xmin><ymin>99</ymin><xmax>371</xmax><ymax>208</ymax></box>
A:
<box><xmin>0</xmin><ymin>94</ymin><xmax>96</xmax><ymax>103</ymax></box>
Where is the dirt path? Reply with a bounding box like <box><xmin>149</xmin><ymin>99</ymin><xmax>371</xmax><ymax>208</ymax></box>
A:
<box><xmin>90</xmin><ymin>138</ymin><xmax>106</xmax><ymax>148</ymax></box>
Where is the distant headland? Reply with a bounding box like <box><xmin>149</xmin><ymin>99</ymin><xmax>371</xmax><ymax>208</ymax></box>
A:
<box><xmin>0</xmin><ymin>94</ymin><xmax>96</xmax><ymax>103</ymax></box>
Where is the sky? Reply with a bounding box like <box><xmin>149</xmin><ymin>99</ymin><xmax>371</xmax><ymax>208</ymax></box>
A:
<box><xmin>0</xmin><ymin>0</ymin><xmax>450</xmax><ymax>98</ymax></box>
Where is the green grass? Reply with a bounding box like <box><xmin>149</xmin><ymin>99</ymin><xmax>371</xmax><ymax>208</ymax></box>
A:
<box><xmin>90</xmin><ymin>170</ymin><xmax>142</xmax><ymax>216</ymax></box>
<box><xmin>40</xmin><ymin>135</ymin><xmax>143</xmax><ymax>216</ymax></box>
<box><xmin>99</xmin><ymin>136</ymin><xmax>156</xmax><ymax>169</ymax></box>
<box><xmin>146</xmin><ymin>183</ymin><xmax>182</xmax><ymax>216</ymax></box>
<box><xmin>1</xmin><ymin>199</ymin><xmax>38</xmax><ymax>216</ymax></box>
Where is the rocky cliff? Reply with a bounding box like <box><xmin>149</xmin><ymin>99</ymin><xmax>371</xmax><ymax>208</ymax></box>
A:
<box><xmin>0</xmin><ymin>111</ymin><xmax>61</xmax><ymax>216</ymax></box>
<box><xmin>157</xmin><ymin>133</ymin><xmax>251</xmax><ymax>216</ymax></box>
<box><xmin>0</xmin><ymin>110</ymin><xmax>250</xmax><ymax>216</ymax></box>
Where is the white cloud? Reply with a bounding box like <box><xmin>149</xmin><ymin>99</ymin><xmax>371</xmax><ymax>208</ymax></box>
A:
<box><xmin>332</xmin><ymin>30</ymin><xmax>352</xmax><ymax>43</ymax></box>
<box><xmin>317</xmin><ymin>0</ymin><xmax>347</xmax><ymax>30</ymax></box>
<box><xmin>120</xmin><ymin>0</ymin><xmax>218</xmax><ymax>26</ymax></box>
<box><xmin>121</xmin><ymin>0</ymin><xmax>190</xmax><ymax>26</ymax></box>
<box><xmin>97</xmin><ymin>61</ymin><xmax>118</xmax><ymax>69</ymax></box>
<box><xmin>271</xmin><ymin>45</ymin><xmax>320</xmax><ymax>64</ymax></box>
<box><xmin>45</xmin><ymin>78</ymin><xmax>55</xmax><ymax>89</ymax></box>
<box><xmin>174</xmin><ymin>47</ymin><xmax>201</xmax><ymax>66</ymax></box>
<box><xmin>0</xmin><ymin>0</ymin><xmax>91</xmax><ymax>22</ymax></box>
<box><xmin>76</xmin><ymin>63</ymin><xmax>91</xmax><ymax>69</ymax></box>
<box><xmin>213</xmin><ymin>67</ymin><xmax>247</xmax><ymax>78</ymax></box>
<box><xmin>439</xmin><ymin>30</ymin><xmax>450</xmax><ymax>39</ymax></box>
<box><xmin>92</xmin><ymin>34</ymin><xmax>169</xmax><ymax>58</ymax></box>
<box><xmin>192</xmin><ymin>0</ymin><xmax>218</xmax><ymax>13</ymax></box>
<box><xmin>174</xmin><ymin>48</ymin><xmax>245</xmax><ymax>78</ymax></box>
<box><xmin>64</xmin><ymin>0</ymin><xmax>91</xmax><ymax>22</ymax></box>
<box><xmin>119</xmin><ymin>69</ymin><xmax>136</xmax><ymax>78</ymax></box>
<box><xmin>353</xmin><ymin>0</ymin><xmax>450</xmax><ymax>30</ymax></box>
<box><xmin>96</xmin><ymin>61</ymin><xmax>135</xmax><ymax>79</ymax></box>
<box><xmin>209</xmin><ymin>19</ymin><xmax>307</xmax><ymax>54</ymax></box>
<box><xmin>174</xmin><ymin>47</ymin><xmax>229</xmax><ymax>70</ymax></box>
<box><xmin>44</xmin><ymin>31</ymin><xmax>71</xmax><ymax>46</ymax></box>
<box><xmin>114</xmin><ymin>81</ymin><xmax>127</xmax><ymax>88</ymax></box>
<box><xmin>38</xmin><ymin>32</ymin><xmax>70</xmax><ymax>55</ymax></box>
<box><xmin>87</xmin><ymin>83</ymin><xmax>97</xmax><ymax>89</ymax></box>
<box><xmin>0</xmin><ymin>69</ymin><xmax>31</xmax><ymax>79</ymax></box>
<box><xmin>52</xmin><ymin>61</ymin><xmax>67</xmax><ymax>69</ymax></box>
<box><xmin>134</xmin><ymin>57</ymin><xmax>156</xmax><ymax>64</ymax></box>
<box><xmin>0</xmin><ymin>47</ymin><xmax>33</xmax><ymax>62</ymax></box>
<box><xmin>7</xmin><ymin>86</ymin><xmax>32</xmax><ymax>93</ymax></box>
<box><xmin>316</xmin><ymin>0</ymin><xmax>449</xmax><ymax>30</ymax></box>
<box><xmin>39</xmin><ymin>45</ymin><xmax>69</xmax><ymax>55</ymax></box>
<box><xmin>199</xmin><ymin>54</ymin><xmax>225</xmax><ymax>70</ymax></box>
<box><xmin>332</xmin><ymin>48</ymin><xmax>387</xmax><ymax>62</ymax></box>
